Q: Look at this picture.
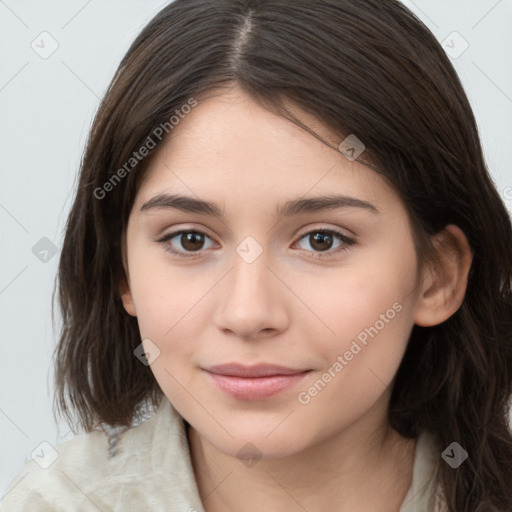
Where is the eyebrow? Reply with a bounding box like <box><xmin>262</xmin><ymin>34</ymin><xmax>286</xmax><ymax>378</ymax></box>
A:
<box><xmin>140</xmin><ymin>193</ymin><xmax>379</xmax><ymax>217</ymax></box>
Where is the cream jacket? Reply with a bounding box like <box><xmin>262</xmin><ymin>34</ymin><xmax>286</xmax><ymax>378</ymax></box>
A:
<box><xmin>1</xmin><ymin>396</ymin><xmax>446</xmax><ymax>511</ymax></box>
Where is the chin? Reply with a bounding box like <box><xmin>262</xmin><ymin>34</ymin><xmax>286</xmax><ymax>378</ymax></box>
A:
<box><xmin>197</xmin><ymin>423</ymin><xmax>310</xmax><ymax>461</ymax></box>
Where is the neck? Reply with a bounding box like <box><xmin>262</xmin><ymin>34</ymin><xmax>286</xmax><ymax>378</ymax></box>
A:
<box><xmin>186</xmin><ymin>408</ymin><xmax>416</xmax><ymax>512</ymax></box>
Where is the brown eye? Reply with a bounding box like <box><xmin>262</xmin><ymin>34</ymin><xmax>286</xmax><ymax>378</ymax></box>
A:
<box><xmin>179</xmin><ymin>231</ymin><xmax>206</xmax><ymax>252</ymax></box>
<box><xmin>159</xmin><ymin>230</ymin><xmax>216</xmax><ymax>257</ymax></box>
<box><xmin>308</xmin><ymin>232</ymin><xmax>335</xmax><ymax>252</ymax></box>
<box><xmin>295</xmin><ymin>229</ymin><xmax>354</xmax><ymax>257</ymax></box>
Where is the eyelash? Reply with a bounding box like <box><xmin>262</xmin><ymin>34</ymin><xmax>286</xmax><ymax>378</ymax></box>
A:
<box><xmin>157</xmin><ymin>227</ymin><xmax>355</xmax><ymax>260</ymax></box>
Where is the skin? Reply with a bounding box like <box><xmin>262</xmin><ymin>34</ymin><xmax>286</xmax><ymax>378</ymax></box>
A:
<box><xmin>120</xmin><ymin>85</ymin><xmax>473</xmax><ymax>512</ymax></box>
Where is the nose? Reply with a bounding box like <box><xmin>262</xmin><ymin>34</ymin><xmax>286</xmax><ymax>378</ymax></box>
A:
<box><xmin>212</xmin><ymin>245</ymin><xmax>290</xmax><ymax>340</ymax></box>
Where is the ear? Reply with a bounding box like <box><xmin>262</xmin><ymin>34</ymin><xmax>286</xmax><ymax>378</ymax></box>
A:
<box><xmin>413</xmin><ymin>224</ymin><xmax>473</xmax><ymax>327</ymax></box>
<box><xmin>119</xmin><ymin>232</ymin><xmax>137</xmax><ymax>317</ymax></box>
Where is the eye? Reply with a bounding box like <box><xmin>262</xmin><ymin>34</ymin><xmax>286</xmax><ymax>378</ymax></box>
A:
<box><xmin>157</xmin><ymin>226</ymin><xmax>355</xmax><ymax>259</ymax></box>
<box><xmin>294</xmin><ymin>227</ymin><xmax>355</xmax><ymax>259</ymax></box>
<box><xmin>158</xmin><ymin>230</ymin><xmax>216</xmax><ymax>258</ymax></box>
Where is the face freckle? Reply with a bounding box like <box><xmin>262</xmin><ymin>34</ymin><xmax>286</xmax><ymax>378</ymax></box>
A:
<box><xmin>120</xmin><ymin>85</ymin><xmax>424</xmax><ymax>460</ymax></box>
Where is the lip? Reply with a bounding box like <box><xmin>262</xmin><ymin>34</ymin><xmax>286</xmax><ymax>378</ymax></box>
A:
<box><xmin>204</xmin><ymin>363</ymin><xmax>309</xmax><ymax>377</ymax></box>
<box><xmin>203</xmin><ymin>363</ymin><xmax>311</xmax><ymax>400</ymax></box>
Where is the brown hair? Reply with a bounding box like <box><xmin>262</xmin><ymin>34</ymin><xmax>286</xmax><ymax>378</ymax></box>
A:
<box><xmin>53</xmin><ymin>1</ymin><xmax>512</xmax><ymax>510</ymax></box>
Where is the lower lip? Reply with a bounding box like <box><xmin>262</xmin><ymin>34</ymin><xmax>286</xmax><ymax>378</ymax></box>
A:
<box><xmin>204</xmin><ymin>370</ymin><xmax>311</xmax><ymax>400</ymax></box>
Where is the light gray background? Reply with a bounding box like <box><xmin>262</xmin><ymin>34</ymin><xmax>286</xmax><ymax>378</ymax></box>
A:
<box><xmin>1</xmin><ymin>0</ymin><xmax>511</xmax><ymax>498</ymax></box>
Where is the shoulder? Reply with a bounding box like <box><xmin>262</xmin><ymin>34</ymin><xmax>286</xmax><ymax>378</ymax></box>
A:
<box><xmin>0</xmin><ymin>405</ymin><xmax>164</xmax><ymax>511</ymax></box>
<box><xmin>1</xmin><ymin>428</ymin><xmax>111</xmax><ymax>511</ymax></box>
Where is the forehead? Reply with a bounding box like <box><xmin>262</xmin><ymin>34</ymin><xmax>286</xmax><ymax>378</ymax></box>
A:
<box><xmin>133</xmin><ymin>87</ymin><xmax>401</xmax><ymax>217</ymax></box>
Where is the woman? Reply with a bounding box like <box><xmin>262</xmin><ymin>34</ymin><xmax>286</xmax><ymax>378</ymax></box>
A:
<box><xmin>2</xmin><ymin>1</ymin><xmax>511</xmax><ymax>510</ymax></box>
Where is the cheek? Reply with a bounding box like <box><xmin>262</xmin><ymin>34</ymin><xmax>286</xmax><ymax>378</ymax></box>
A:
<box><xmin>128</xmin><ymin>261</ymin><xmax>225</xmax><ymax>401</ymax></box>
<box><xmin>296</xmin><ymin>251</ymin><xmax>416</xmax><ymax>345</ymax></box>
<box><xmin>127</xmin><ymin>239</ymin><xmax>208</xmax><ymax>336</ymax></box>
<box><xmin>293</xmin><ymin>272</ymin><xmax>415</xmax><ymax>431</ymax></box>
<box><xmin>293</xmin><ymin>247</ymin><xmax>418</xmax><ymax>398</ymax></box>
<box><xmin>129</xmin><ymin>261</ymin><xmax>209</xmax><ymax>404</ymax></box>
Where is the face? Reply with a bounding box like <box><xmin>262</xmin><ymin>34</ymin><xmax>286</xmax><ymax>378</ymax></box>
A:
<box><xmin>120</xmin><ymin>86</ymin><xmax>426</xmax><ymax>460</ymax></box>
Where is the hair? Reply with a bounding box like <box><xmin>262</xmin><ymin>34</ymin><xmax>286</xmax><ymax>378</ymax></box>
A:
<box><xmin>52</xmin><ymin>0</ymin><xmax>512</xmax><ymax>510</ymax></box>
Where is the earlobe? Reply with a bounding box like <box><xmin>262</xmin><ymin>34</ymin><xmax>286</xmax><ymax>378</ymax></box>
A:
<box><xmin>119</xmin><ymin>276</ymin><xmax>137</xmax><ymax>317</ymax></box>
<box><xmin>119</xmin><ymin>234</ymin><xmax>137</xmax><ymax>317</ymax></box>
<box><xmin>413</xmin><ymin>224</ymin><xmax>473</xmax><ymax>327</ymax></box>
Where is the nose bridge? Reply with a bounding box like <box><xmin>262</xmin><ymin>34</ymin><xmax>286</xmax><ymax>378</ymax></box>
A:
<box><xmin>214</xmin><ymin>235</ymin><xmax>288</xmax><ymax>336</ymax></box>
<box><xmin>228</xmin><ymin>235</ymin><xmax>274</xmax><ymax>306</ymax></box>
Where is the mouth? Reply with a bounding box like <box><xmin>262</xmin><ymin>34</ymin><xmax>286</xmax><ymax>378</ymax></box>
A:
<box><xmin>204</xmin><ymin>363</ymin><xmax>310</xmax><ymax>377</ymax></box>
<box><xmin>202</xmin><ymin>363</ymin><xmax>312</xmax><ymax>400</ymax></box>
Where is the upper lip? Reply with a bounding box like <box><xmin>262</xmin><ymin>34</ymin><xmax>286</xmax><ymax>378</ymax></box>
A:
<box><xmin>204</xmin><ymin>363</ymin><xmax>310</xmax><ymax>378</ymax></box>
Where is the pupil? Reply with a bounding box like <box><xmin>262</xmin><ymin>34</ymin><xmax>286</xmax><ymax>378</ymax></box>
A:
<box><xmin>182</xmin><ymin>232</ymin><xmax>203</xmax><ymax>251</ymax></box>
<box><xmin>311</xmin><ymin>232</ymin><xmax>332</xmax><ymax>251</ymax></box>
